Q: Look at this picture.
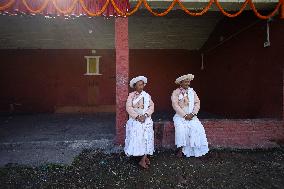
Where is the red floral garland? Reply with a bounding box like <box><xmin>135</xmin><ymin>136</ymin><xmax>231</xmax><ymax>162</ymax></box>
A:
<box><xmin>0</xmin><ymin>0</ymin><xmax>283</xmax><ymax>19</ymax></box>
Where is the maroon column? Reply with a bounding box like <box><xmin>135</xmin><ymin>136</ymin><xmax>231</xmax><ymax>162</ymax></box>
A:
<box><xmin>281</xmin><ymin>0</ymin><xmax>284</xmax><ymax>19</ymax></box>
<box><xmin>115</xmin><ymin>17</ymin><xmax>129</xmax><ymax>145</ymax></box>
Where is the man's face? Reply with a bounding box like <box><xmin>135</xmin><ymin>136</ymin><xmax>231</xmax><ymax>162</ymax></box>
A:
<box><xmin>180</xmin><ymin>79</ymin><xmax>190</xmax><ymax>89</ymax></box>
<box><xmin>134</xmin><ymin>80</ymin><xmax>145</xmax><ymax>92</ymax></box>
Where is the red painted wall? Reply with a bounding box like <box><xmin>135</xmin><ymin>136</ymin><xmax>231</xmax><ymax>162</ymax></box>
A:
<box><xmin>0</xmin><ymin>14</ymin><xmax>283</xmax><ymax>119</ymax></box>
<box><xmin>128</xmin><ymin>16</ymin><xmax>283</xmax><ymax>119</ymax></box>
<box><xmin>0</xmin><ymin>49</ymin><xmax>201</xmax><ymax>114</ymax></box>
<box><xmin>0</xmin><ymin>49</ymin><xmax>116</xmax><ymax>113</ymax></box>
<box><xmin>129</xmin><ymin>49</ymin><xmax>202</xmax><ymax>112</ymax></box>
<box><xmin>199</xmin><ymin>15</ymin><xmax>283</xmax><ymax>119</ymax></box>
<box><xmin>132</xmin><ymin>14</ymin><xmax>284</xmax><ymax>149</ymax></box>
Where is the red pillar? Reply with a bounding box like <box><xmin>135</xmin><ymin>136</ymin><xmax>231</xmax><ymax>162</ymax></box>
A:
<box><xmin>115</xmin><ymin>17</ymin><xmax>129</xmax><ymax>145</ymax></box>
<box><xmin>283</xmin><ymin>66</ymin><xmax>284</xmax><ymax>120</ymax></box>
<box><xmin>281</xmin><ymin>0</ymin><xmax>284</xmax><ymax>19</ymax></box>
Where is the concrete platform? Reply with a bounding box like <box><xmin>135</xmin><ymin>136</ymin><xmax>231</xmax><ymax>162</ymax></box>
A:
<box><xmin>0</xmin><ymin>113</ymin><xmax>116</xmax><ymax>167</ymax></box>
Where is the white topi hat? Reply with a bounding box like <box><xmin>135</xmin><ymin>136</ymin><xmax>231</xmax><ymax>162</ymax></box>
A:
<box><xmin>129</xmin><ymin>76</ymin><xmax>148</xmax><ymax>88</ymax></box>
<box><xmin>175</xmin><ymin>74</ymin><xmax>194</xmax><ymax>84</ymax></box>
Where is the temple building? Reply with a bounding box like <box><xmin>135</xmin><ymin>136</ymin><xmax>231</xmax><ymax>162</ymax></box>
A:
<box><xmin>0</xmin><ymin>0</ymin><xmax>283</xmax><ymax>148</ymax></box>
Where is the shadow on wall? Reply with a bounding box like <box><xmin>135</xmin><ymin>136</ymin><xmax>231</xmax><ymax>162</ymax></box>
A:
<box><xmin>130</xmin><ymin>15</ymin><xmax>283</xmax><ymax>119</ymax></box>
<box><xmin>199</xmin><ymin>13</ymin><xmax>283</xmax><ymax>119</ymax></box>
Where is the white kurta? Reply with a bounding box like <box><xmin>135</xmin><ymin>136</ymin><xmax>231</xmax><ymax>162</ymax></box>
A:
<box><xmin>172</xmin><ymin>88</ymin><xmax>209</xmax><ymax>157</ymax></box>
<box><xmin>124</xmin><ymin>91</ymin><xmax>155</xmax><ymax>156</ymax></box>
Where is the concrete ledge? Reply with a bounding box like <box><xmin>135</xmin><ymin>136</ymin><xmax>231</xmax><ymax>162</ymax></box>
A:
<box><xmin>154</xmin><ymin>119</ymin><xmax>284</xmax><ymax>149</ymax></box>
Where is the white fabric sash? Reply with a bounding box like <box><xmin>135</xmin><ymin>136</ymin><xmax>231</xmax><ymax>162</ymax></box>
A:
<box><xmin>132</xmin><ymin>91</ymin><xmax>150</xmax><ymax>115</ymax></box>
<box><xmin>187</xmin><ymin>88</ymin><xmax>195</xmax><ymax>114</ymax></box>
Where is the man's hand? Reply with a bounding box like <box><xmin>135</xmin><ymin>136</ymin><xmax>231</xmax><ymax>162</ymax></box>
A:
<box><xmin>184</xmin><ymin>113</ymin><xmax>194</xmax><ymax>120</ymax></box>
<box><xmin>136</xmin><ymin>115</ymin><xmax>146</xmax><ymax>123</ymax></box>
<box><xmin>140</xmin><ymin>115</ymin><xmax>146</xmax><ymax>123</ymax></box>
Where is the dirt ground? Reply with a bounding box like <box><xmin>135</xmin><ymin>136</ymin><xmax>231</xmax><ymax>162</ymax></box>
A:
<box><xmin>0</xmin><ymin>148</ymin><xmax>284</xmax><ymax>189</ymax></box>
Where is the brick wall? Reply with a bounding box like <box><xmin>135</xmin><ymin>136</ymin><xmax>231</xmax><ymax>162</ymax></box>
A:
<box><xmin>154</xmin><ymin>119</ymin><xmax>284</xmax><ymax>149</ymax></box>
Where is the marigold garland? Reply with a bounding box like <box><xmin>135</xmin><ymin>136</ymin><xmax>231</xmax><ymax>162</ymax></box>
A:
<box><xmin>249</xmin><ymin>0</ymin><xmax>282</xmax><ymax>19</ymax></box>
<box><xmin>126</xmin><ymin>0</ymin><xmax>142</xmax><ymax>16</ymax></box>
<box><xmin>0</xmin><ymin>0</ymin><xmax>283</xmax><ymax>19</ymax></box>
<box><xmin>177</xmin><ymin>0</ymin><xmax>213</xmax><ymax>16</ymax></box>
<box><xmin>0</xmin><ymin>0</ymin><xmax>15</xmax><ymax>11</ymax></box>
<box><xmin>143</xmin><ymin>0</ymin><xmax>177</xmax><ymax>16</ymax></box>
<box><xmin>22</xmin><ymin>0</ymin><xmax>49</xmax><ymax>13</ymax></box>
<box><xmin>79</xmin><ymin>0</ymin><xmax>110</xmax><ymax>16</ymax></box>
<box><xmin>110</xmin><ymin>0</ymin><xmax>142</xmax><ymax>16</ymax></box>
<box><xmin>215</xmin><ymin>0</ymin><xmax>249</xmax><ymax>18</ymax></box>
<box><xmin>52</xmin><ymin>0</ymin><xmax>78</xmax><ymax>15</ymax></box>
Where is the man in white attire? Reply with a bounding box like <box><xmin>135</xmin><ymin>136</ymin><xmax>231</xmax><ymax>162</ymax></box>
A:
<box><xmin>171</xmin><ymin>74</ymin><xmax>209</xmax><ymax>158</ymax></box>
<box><xmin>124</xmin><ymin>76</ymin><xmax>155</xmax><ymax>169</ymax></box>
